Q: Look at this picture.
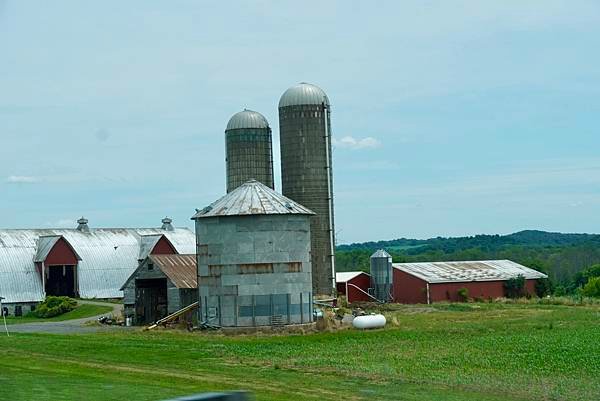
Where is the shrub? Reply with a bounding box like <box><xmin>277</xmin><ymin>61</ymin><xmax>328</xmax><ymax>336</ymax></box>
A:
<box><xmin>581</xmin><ymin>277</ymin><xmax>600</xmax><ymax>298</ymax></box>
<box><xmin>457</xmin><ymin>287</ymin><xmax>469</xmax><ymax>302</ymax></box>
<box><xmin>31</xmin><ymin>296</ymin><xmax>77</xmax><ymax>318</ymax></box>
<box><xmin>504</xmin><ymin>275</ymin><xmax>526</xmax><ymax>298</ymax></box>
<box><xmin>535</xmin><ymin>278</ymin><xmax>552</xmax><ymax>297</ymax></box>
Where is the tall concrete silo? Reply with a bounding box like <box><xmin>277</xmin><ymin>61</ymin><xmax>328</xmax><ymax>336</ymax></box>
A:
<box><xmin>225</xmin><ymin>109</ymin><xmax>274</xmax><ymax>193</ymax></box>
<box><xmin>192</xmin><ymin>180</ymin><xmax>315</xmax><ymax>328</ymax></box>
<box><xmin>278</xmin><ymin>82</ymin><xmax>335</xmax><ymax>296</ymax></box>
<box><xmin>370</xmin><ymin>249</ymin><xmax>393</xmax><ymax>302</ymax></box>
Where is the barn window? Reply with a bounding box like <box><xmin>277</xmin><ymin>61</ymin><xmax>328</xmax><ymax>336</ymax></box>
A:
<box><xmin>148</xmin><ymin>263</ymin><xmax>154</xmax><ymax>271</ymax></box>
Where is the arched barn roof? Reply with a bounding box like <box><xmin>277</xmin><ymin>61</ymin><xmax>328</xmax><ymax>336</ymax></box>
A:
<box><xmin>0</xmin><ymin>227</ymin><xmax>195</xmax><ymax>303</ymax></box>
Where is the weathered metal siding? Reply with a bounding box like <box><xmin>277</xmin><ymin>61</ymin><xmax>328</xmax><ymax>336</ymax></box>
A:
<box><xmin>278</xmin><ymin>102</ymin><xmax>335</xmax><ymax>295</ymax></box>
<box><xmin>123</xmin><ymin>256</ymin><xmax>198</xmax><ymax>319</ymax></box>
<box><xmin>196</xmin><ymin>214</ymin><xmax>313</xmax><ymax>327</ymax></box>
<box><xmin>226</xmin><ymin>127</ymin><xmax>274</xmax><ymax>193</ymax></box>
<box><xmin>167</xmin><ymin>282</ymin><xmax>180</xmax><ymax>314</ymax></box>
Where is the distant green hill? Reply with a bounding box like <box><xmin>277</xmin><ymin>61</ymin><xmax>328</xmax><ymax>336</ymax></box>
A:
<box><xmin>337</xmin><ymin>230</ymin><xmax>599</xmax><ymax>253</ymax></box>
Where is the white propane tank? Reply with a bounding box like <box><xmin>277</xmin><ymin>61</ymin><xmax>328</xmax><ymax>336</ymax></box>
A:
<box><xmin>352</xmin><ymin>314</ymin><xmax>386</xmax><ymax>329</ymax></box>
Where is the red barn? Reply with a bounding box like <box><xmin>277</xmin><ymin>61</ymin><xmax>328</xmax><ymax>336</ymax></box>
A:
<box><xmin>392</xmin><ymin>260</ymin><xmax>547</xmax><ymax>304</ymax></box>
<box><xmin>335</xmin><ymin>271</ymin><xmax>373</xmax><ymax>303</ymax></box>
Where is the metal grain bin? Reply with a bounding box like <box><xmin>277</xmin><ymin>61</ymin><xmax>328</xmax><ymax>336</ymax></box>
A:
<box><xmin>370</xmin><ymin>249</ymin><xmax>393</xmax><ymax>302</ymax></box>
<box><xmin>191</xmin><ymin>180</ymin><xmax>315</xmax><ymax>327</ymax></box>
<box><xmin>278</xmin><ymin>83</ymin><xmax>335</xmax><ymax>296</ymax></box>
<box><xmin>225</xmin><ymin>109</ymin><xmax>274</xmax><ymax>193</ymax></box>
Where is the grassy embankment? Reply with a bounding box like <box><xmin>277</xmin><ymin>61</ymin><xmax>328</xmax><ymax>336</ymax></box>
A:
<box><xmin>0</xmin><ymin>302</ymin><xmax>598</xmax><ymax>401</ymax></box>
<box><xmin>3</xmin><ymin>304</ymin><xmax>113</xmax><ymax>325</ymax></box>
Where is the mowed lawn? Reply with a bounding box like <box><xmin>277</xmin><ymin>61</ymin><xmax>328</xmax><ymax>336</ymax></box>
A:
<box><xmin>3</xmin><ymin>304</ymin><xmax>114</xmax><ymax>325</ymax></box>
<box><xmin>0</xmin><ymin>303</ymin><xmax>598</xmax><ymax>401</ymax></box>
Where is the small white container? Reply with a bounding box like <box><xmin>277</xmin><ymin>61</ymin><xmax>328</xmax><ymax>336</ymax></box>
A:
<box><xmin>352</xmin><ymin>314</ymin><xmax>386</xmax><ymax>329</ymax></box>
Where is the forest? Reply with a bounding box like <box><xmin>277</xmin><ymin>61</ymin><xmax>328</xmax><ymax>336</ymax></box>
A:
<box><xmin>336</xmin><ymin>230</ymin><xmax>600</xmax><ymax>294</ymax></box>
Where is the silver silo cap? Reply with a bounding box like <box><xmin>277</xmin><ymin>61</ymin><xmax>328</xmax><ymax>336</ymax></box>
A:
<box><xmin>226</xmin><ymin>109</ymin><xmax>270</xmax><ymax>131</ymax></box>
<box><xmin>278</xmin><ymin>82</ymin><xmax>330</xmax><ymax>108</ymax></box>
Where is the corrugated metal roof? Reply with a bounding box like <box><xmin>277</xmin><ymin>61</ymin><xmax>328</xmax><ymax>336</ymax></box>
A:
<box><xmin>192</xmin><ymin>179</ymin><xmax>314</xmax><ymax>219</ymax></box>
<box><xmin>371</xmin><ymin>249</ymin><xmax>391</xmax><ymax>259</ymax></box>
<box><xmin>138</xmin><ymin>235</ymin><xmax>163</xmax><ymax>260</ymax></box>
<box><xmin>393</xmin><ymin>260</ymin><xmax>547</xmax><ymax>284</ymax></box>
<box><xmin>336</xmin><ymin>271</ymin><xmax>370</xmax><ymax>283</ymax></box>
<box><xmin>0</xmin><ymin>227</ymin><xmax>195</xmax><ymax>303</ymax></box>
<box><xmin>149</xmin><ymin>254</ymin><xmax>197</xmax><ymax>289</ymax></box>
<box><xmin>226</xmin><ymin>109</ymin><xmax>270</xmax><ymax>131</ymax></box>
<box><xmin>33</xmin><ymin>236</ymin><xmax>61</xmax><ymax>263</ymax></box>
<box><xmin>279</xmin><ymin>82</ymin><xmax>330</xmax><ymax>108</ymax></box>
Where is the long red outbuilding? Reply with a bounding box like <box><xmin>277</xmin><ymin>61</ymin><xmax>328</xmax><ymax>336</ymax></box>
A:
<box><xmin>336</xmin><ymin>260</ymin><xmax>547</xmax><ymax>304</ymax></box>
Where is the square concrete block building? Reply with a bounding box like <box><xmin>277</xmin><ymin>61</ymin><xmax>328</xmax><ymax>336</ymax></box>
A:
<box><xmin>192</xmin><ymin>180</ymin><xmax>315</xmax><ymax>327</ymax></box>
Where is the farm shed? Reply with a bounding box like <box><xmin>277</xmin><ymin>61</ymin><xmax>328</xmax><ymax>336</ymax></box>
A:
<box><xmin>0</xmin><ymin>218</ymin><xmax>195</xmax><ymax>315</ymax></box>
<box><xmin>392</xmin><ymin>260</ymin><xmax>547</xmax><ymax>304</ymax></box>
<box><xmin>192</xmin><ymin>179</ymin><xmax>315</xmax><ymax>328</ymax></box>
<box><xmin>335</xmin><ymin>271</ymin><xmax>373</xmax><ymax>303</ymax></box>
<box><xmin>121</xmin><ymin>254</ymin><xmax>197</xmax><ymax>324</ymax></box>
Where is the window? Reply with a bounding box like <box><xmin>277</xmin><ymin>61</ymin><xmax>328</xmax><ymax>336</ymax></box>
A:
<box><xmin>148</xmin><ymin>263</ymin><xmax>154</xmax><ymax>271</ymax></box>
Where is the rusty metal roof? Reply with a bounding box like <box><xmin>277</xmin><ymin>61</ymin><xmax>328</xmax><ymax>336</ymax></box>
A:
<box><xmin>149</xmin><ymin>254</ymin><xmax>197</xmax><ymax>289</ymax></box>
<box><xmin>393</xmin><ymin>260</ymin><xmax>547</xmax><ymax>284</ymax></box>
<box><xmin>192</xmin><ymin>179</ymin><xmax>314</xmax><ymax>219</ymax></box>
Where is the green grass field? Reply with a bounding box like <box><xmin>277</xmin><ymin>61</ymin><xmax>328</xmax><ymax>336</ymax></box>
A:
<box><xmin>3</xmin><ymin>304</ymin><xmax>114</xmax><ymax>325</ymax></box>
<box><xmin>0</xmin><ymin>303</ymin><xmax>598</xmax><ymax>401</ymax></box>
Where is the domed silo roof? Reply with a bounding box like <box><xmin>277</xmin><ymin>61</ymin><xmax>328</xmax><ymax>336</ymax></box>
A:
<box><xmin>226</xmin><ymin>109</ymin><xmax>270</xmax><ymax>131</ymax></box>
<box><xmin>278</xmin><ymin>82</ymin><xmax>330</xmax><ymax>108</ymax></box>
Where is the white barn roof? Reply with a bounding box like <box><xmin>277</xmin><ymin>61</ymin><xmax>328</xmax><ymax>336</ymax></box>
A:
<box><xmin>336</xmin><ymin>271</ymin><xmax>370</xmax><ymax>283</ymax></box>
<box><xmin>0</xmin><ymin>227</ymin><xmax>195</xmax><ymax>303</ymax></box>
<box><xmin>393</xmin><ymin>260</ymin><xmax>547</xmax><ymax>284</ymax></box>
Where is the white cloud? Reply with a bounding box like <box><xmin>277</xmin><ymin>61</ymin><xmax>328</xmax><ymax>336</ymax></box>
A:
<box><xmin>6</xmin><ymin>175</ymin><xmax>39</xmax><ymax>184</ymax></box>
<box><xmin>332</xmin><ymin>136</ymin><xmax>381</xmax><ymax>150</ymax></box>
<box><xmin>43</xmin><ymin>219</ymin><xmax>76</xmax><ymax>228</ymax></box>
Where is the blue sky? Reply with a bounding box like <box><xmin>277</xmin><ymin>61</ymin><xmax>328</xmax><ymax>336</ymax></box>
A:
<box><xmin>1</xmin><ymin>1</ymin><xmax>599</xmax><ymax>243</ymax></box>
